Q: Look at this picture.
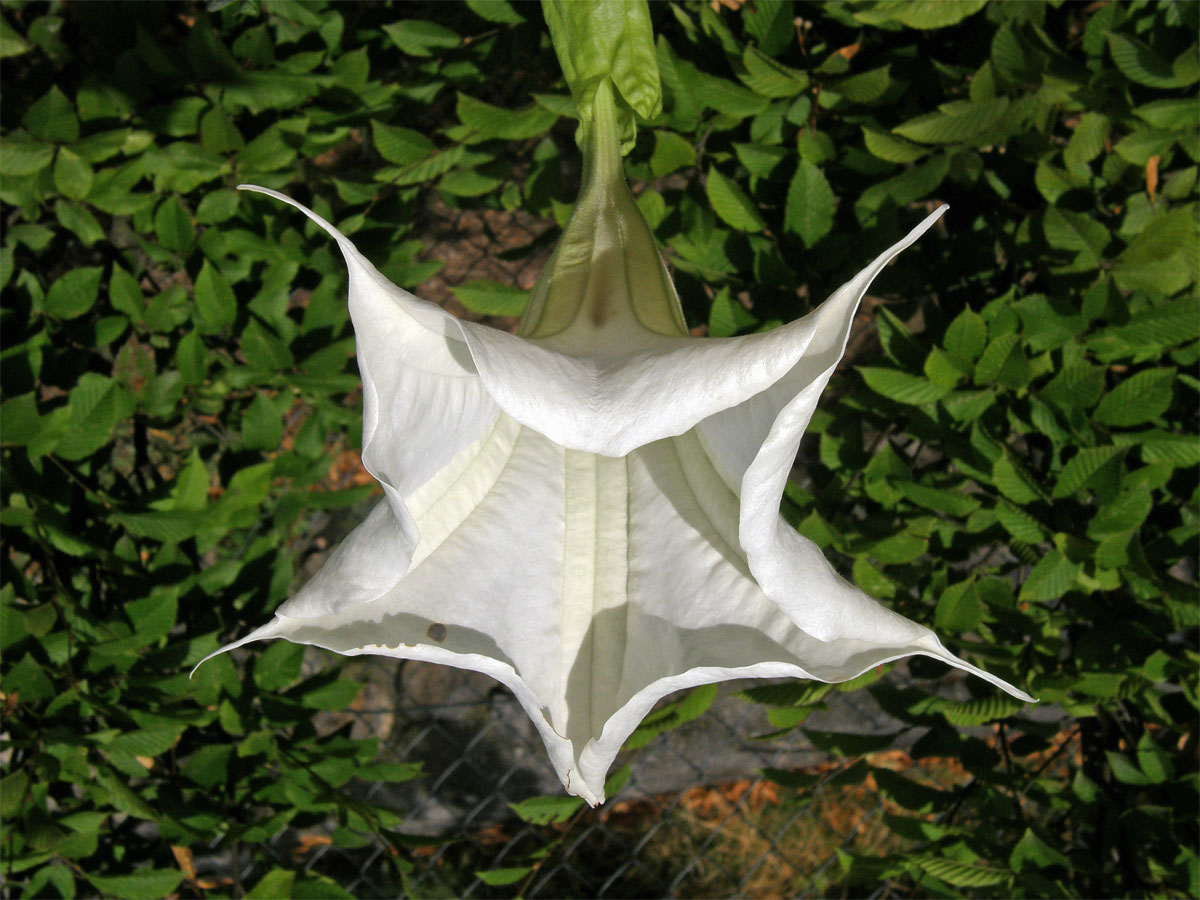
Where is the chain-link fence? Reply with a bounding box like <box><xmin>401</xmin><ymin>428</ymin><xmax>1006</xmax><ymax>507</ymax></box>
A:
<box><xmin>222</xmin><ymin>648</ymin><xmax>1026</xmax><ymax>900</ymax></box>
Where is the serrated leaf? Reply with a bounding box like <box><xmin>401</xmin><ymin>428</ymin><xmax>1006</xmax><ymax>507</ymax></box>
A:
<box><xmin>56</xmin><ymin>375</ymin><xmax>129</xmax><ymax>461</ymax></box>
<box><xmin>993</xmin><ymin>453</ymin><xmax>1042</xmax><ymax>504</ymax></box>
<box><xmin>1108</xmin><ymin>32</ymin><xmax>1193</xmax><ymax>89</ymax></box>
<box><xmin>974</xmin><ymin>333</ymin><xmax>1023</xmax><ymax>386</ymax></box>
<box><xmin>708</xmin><ymin>288</ymin><xmax>758</xmax><ymax>337</ymax></box>
<box><xmin>937</xmin><ymin>694</ymin><xmax>1024</xmax><ymax>726</ymax></box>
<box><xmin>1053</xmin><ymin>445</ymin><xmax>1125</xmax><ymax>498</ymax></box>
<box><xmin>1064</xmin><ymin>112</ymin><xmax>1109</xmax><ymax>167</ymax></box>
<box><xmin>740</xmin><ymin>45</ymin><xmax>808</xmax><ymax>98</ymax></box>
<box><xmin>1040</xmin><ymin>363</ymin><xmax>1105</xmax><ymax>410</ymax></box>
<box><xmin>456</xmin><ymin>93</ymin><xmax>557</xmax><ymax>141</ymax></box>
<box><xmin>154</xmin><ymin>196</ymin><xmax>193</xmax><ymax>253</ymax></box>
<box><xmin>194</xmin><ymin>260</ymin><xmax>237</xmax><ymax>329</ymax></box>
<box><xmin>1018</xmin><ymin>549</ymin><xmax>1081</xmax><ymax>603</ymax></box>
<box><xmin>705</xmin><ymin>167</ymin><xmax>767</xmax><ymax>233</ymax></box>
<box><xmin>893</xmin><ymin>98</ymin><xmax>1008</xmax><ymax>145</ymax></box>
<box><xmin>1094</xmin><ymin>368</ymin><xmax>1175</xmax><ymax>427</ymax></box>
<box><xmin>898</xmin><ymin>482</ymin><xmax>980</xmax><ymax>517</ymax></box>
<box><xmin>995</xmin><ymin>500</ymin><xmax>1047</xmax><ymax>543</ymax></box>
<box><xmin>935</xmin><ymin>579</ymin><xmax>983</xmax><ymax>632</ymax></box>
<box><xmin>943</xmin><ymin>308</ymin><xmax>987</xmax><ymax>361</ymax></box>
<box><xmin>855</xmin><ymin>0</ymin><xmax>986</xmax><ymax>29</ymax></box>
<box><xmin>784</xmin><ymin>159</ymin><xmax>835</xmax><ymax>246</ymax></box>
<box><xmin>44</xmin><ymin>265</ymin><xmax>103</xmax><ymax>320</ymax></box>
<box><xmin>1043</xmin><ymin>206</ymin><xmax>1108</xmax><ymax>267</ymax></box>
<box><xmin>862</xmin><ymin>127</ymin><xmax>927</xmax><ymax>163</ymax></box>
<box><xmin>509</xmin><ymin>794</ymin><xmax>584</xmax><ymax>825</ymax></box>
<box><xmin>859</xmin><ymin>367</ymin><xmax>951</xmax><ymax>405</ymax></box>
<box><xmin>909</xmin><ymin>855</ymin><xmax>1009</xmax><ymax>889</ymax></box>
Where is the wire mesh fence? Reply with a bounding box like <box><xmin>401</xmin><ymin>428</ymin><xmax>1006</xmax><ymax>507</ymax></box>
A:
<box><xmin>225</xmin><ymin>649</ymin><xmax>1047</xmax><ymax>899</ymax></box>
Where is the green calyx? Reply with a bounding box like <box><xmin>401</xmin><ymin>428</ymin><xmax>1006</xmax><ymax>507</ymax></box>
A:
<box><xmin>517</xmin><ymin>78</ymin><xmax>687</xmax><ymax>343</ymax></box>
<box><xmin>541</xmin><ymin>0</ymin><xmax>662</xmax><ymax>154</ymax></box>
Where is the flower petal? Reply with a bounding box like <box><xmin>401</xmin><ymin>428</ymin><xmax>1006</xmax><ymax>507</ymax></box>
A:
<box><xmin>238</xmin><ymin>186</ymin><xmax>500</xmax><ymax>616</ymax></box>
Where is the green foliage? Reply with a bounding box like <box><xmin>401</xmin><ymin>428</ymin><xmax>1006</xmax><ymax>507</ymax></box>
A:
<box><xmin>2</xmin><ymin>1</ymin><xmax>1196</xmax><ymax>898</ymax></box>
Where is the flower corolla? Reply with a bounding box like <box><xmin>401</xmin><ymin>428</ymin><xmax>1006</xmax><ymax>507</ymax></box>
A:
<box><xmin>203</xmin><ymin>80</ymin><xmax>1031</xmax><ymax>806</ymax></box>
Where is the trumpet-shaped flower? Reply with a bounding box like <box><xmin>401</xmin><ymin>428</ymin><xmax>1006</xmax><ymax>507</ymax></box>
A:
<box><xmin>205</xmin><ymin>81</ymin><xmax>1031</xmax><ymax>806</ymax></box>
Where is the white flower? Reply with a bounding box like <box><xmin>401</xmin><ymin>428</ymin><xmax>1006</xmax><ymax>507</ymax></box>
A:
<box><xmin>203</xmin><ymin>81</ymin><xmax>1031</xmax><ymax>806</ymax></box>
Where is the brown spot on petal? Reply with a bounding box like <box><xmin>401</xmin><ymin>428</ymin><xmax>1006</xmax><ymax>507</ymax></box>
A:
<box><xmin>426</xmin><ymin>623</ymin><xmax>447</xmax><ymax>643</ymax></box>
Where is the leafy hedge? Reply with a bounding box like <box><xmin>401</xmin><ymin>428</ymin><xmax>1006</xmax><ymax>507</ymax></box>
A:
<box><xmin>2</xmin><ymin>1</ymin><xmax>1196</xmax><ymax>897</ymax></box>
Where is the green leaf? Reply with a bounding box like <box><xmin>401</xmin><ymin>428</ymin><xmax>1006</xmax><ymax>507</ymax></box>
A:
<box><xmin>86</xmin><ymin>870</ymin><xmax>184</xmax><ymax>900</ymax></box>
<box><xmin>476</xmin><ymin>867</ymin><xmax>534</xmax><ymax>887</ymax></box>
<box><xmin>1105</xmin><ymin>750</ymin><xmax>1153</xmax><ymax>785</ymax></box>
<box><xmin>1089</xmin><ymin>487</ymin><xmax>1152</xmax><ymax>537</ymax></box>
<box><xmin>893</xmin><ymin>98</ymin><xmax>1008</xmax><ymax>145</ymax></box>
<box><xmin>650</xmin><ymin>130</ymin><xmax>695</xmax><ymax>177</ymax></box>
<box><xmin>300</xmin><ymin>679</ymin><xmax>361</xmax><ymax>710</ymax></box>
<box><xmin>862</xmin><ymin>127</ymin><xmax>927</xmax><ymax>163</ymax></box>
<box><xmin>1040</xmin><ymin>363</ymin><xmax>1105</xmax><ymax>410</ymax></box>
<box><xmin>742</xmin><ymin>0</ymin><xmax>795</xmax><ymax>56</ymax></box>
<box><xmin>154</xmin><ymin>196</ymin><xmax>193</xmax><ymax>253</ymax></box>
<box><xmin>1134</xmin><ymin>98</ymin><xmax>1200</xmax><ymax>132</ymax></box>
<box><xmin>23</xmin><ymin>84</ymin><xmax>79</xmax><ymax>142</ymax></box>
<box><xmin>453</xmin><ymin>280</ymin><xmax>529</xmax><ymax>317</ymax></box>
<box><xmin>465</xmin><ymin>0</ymin><xmax>525</xmax><ymax>24</ymax></box>
<box><xmin>543</xmin><ymin>0</ymin><xmax>661</xmax><ymax>149</ymax></box>
<box><xmin>242</xmin><ymin>392</ymin><xmax>283</xmax><ymax>451</ymax></box>
<box><xmin>943</xmin><ymin>308</ymin><xmax>987</xmax><ymax>361</ymax></box>
<box><xmin>855</xmin><ymin>0</ymin><xmax>986</xmax><ymax>29</ymax></box>
<box><xmin>707</xmin><ymin>288</ymin><xmax>759</xmax><ymax>338</ymax></box>
<box><xmin>44</xmin><ymin>265</ymin><xmax>103</xmax><ymax>320</ymax></box>
<box><xmin>53</xmin><ymin>147</ymin><xmax>93</xmax><ymax>200</ymax></box>
<box><xmin>908</xmin><ymin>855</ymin><xmax>1009</xmax><ymax>889</ymax></box>
<box><xmin>1094</xmin><ymin>368</ymin><xmax>1175</xmax><ymax>427</ymax></box>
<box><xmin>194</xmin><ymin>260</ymin><xmax>237</xmax><ymax>329</ymax></box>
<box><xmin>974</xmin><ymin>333</ymin><xmax>1026</xmax><ymax>387</ymax></box>
<box><xmin>784</xmin><ymin>159</ymin><xmax>835</xmax><ymax>246</ymax></box>
<box><xmin>1108</xmin><ymin>32</ymin><xmax>1194</xmax><ymax>89</ymax></box>
<box><xmin>371</xmin><ymin>119</ymin><xmax>434</xmax><ymax>165</ymax></box>
<box><xmin>995</xmin><ymin>500</ymin><xmax>1047</xmax><ymax>543</ymax></box>
<box><xmin>56</xmin><ymin>199</ymin><xmax>105</xmax><ymax>246</ymax></box>
<box><xmin>381</xmin><ymin>19</ymin><xmax>460</xmax><ymax>57</ymax></box>
<box><xmin>935</xmin><ymin>579</ymin><xmax>983</xmax><ymax>632</ymax></box>
<box><xmin>1053</xmin><ymin>446</ymin><xmax>1125</xmax><ymax>498</ymax></box>
<box><xmin>1064</xmin><ymin>112</ymin><xmax>1109</xmax><ymax>167</ymax></box>
<box><xmin>1042</xmin><ymin>206</ymin><xmax>1108</xmax><ymax>267</ymax></box>
<box><xmin>0</xmin><ymin>13</ymin><xmax>30</xmax><ymax>58</ymax></box>
<box><xmin>455</xmin><ymin>94</ymin><xmax>558</xmax><ymax>142</ymax></box>
<box><xmin>705</xmin><ymin>167</ymin><xmax>767</xmax><ymax>233</ymax></box>
<box><xmin>0</xmin><ymin>138</ymin><xmax>55</xmax><ymax>175</ymax></box>
<box><xmin>993</xmin><ymin>453</ymin><xmax>1042</xmax><ymax>504</ymax></box>
<box><xmin>859</xmin><ymin>367</ymin><xmax>951</xmax><ymax>405</ymax></box>
<box><xmin>937</xmin><ymin>694</ymin><xmax>1024</xmax><ymax>726</ymax></box>
<box><xmin>1010</xmin><ymin>827</ymin><xmax>1071</xmax><ymax>872</ymax></box>
<box><xmin>897</xmin><ymin>482</ymin><xmax>980</xmax><ymax>517</ymax></box>
<box><xmin>740</xmin><ymin>45</ymin><xmax>808</xmax><ymax>98</ymax></box>
<box><xmin>1019</xmin><ymin>549</ymin><xmax>1081</xmax><ymax>603</ymax></box>
<box><xmin>245</xmin><ymin>869</ymin><xmax>296</xmax><ymax>900</ymax></box>
<box><xmin>509</xmin><ymin>794</ymin><xmax>584</xmax><ymax>825</ymax></box>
